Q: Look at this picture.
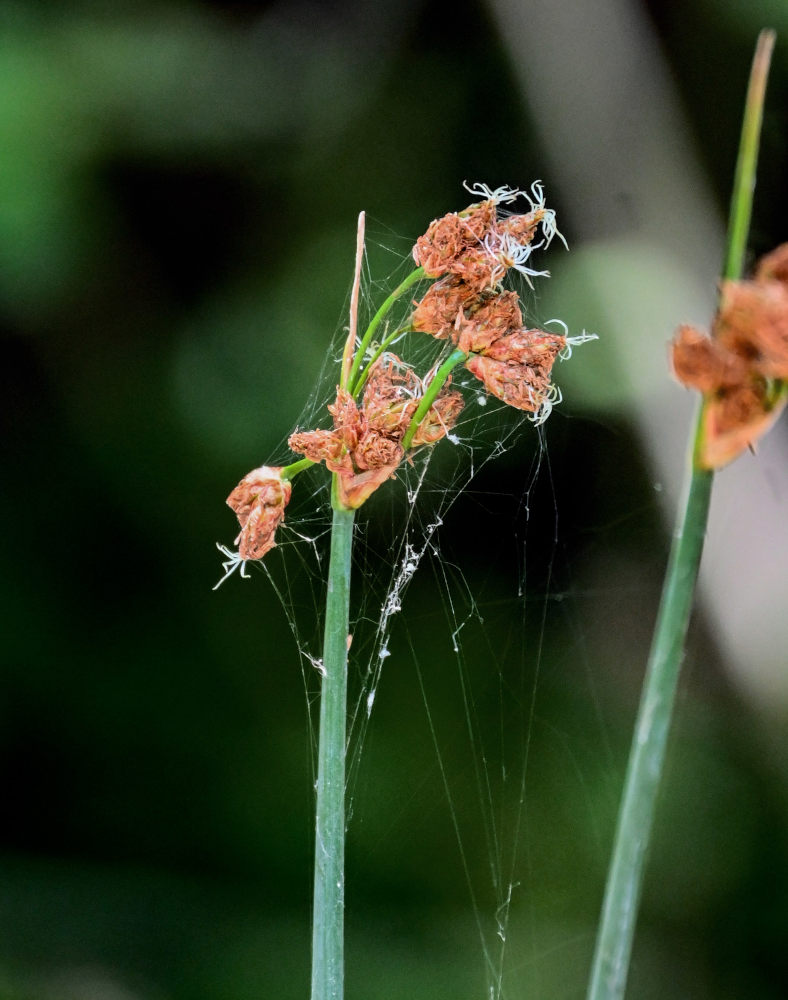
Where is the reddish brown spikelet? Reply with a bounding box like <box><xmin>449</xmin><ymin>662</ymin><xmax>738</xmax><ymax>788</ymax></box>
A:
<box><xmin>328</xmin><ymin>389</ymin><xmax>363</xmax><ymax>451</ymax></box>
<box><xmin>456</xmin><ymin>291</ymin><xmax>523</xmax><ymax>354</ymax></box>
<box><xmin>482</xmin><ymin>328</ymin><xmax>565</xmax><ymax>369</ymax></box>
<box><xmin>670</xmin><ymin>324</ymin><xmax>748</xmax><ymax>393</ymax></box>
<box><xmin>354</xmin><ymin>431</ymin><xmax>404</xmax><ymax>471</ymax></box>
<box><xmin>458</xmin><ymin>199</ymin><xmax>497</xmax><ymax>241</ymax></box>
<box><xmin>362</xmin><ymin>357</ymin><xmax>421</xmax><ymax>435</ymax></box>
<box><xmin>413</xmin><ymin>213</ymin><xmax>468</xmax><ymax>277</ymax></box>
<box><xmin>288</xmin><ymin>428</ymin><xmax>351</xmax><ymax>474</ymax></box>
<box><xmin>451</xmin><ymin>247</ymin><xmax>505</xmax><ymax>293</ymax></box>
<box><xmin>226</xmin><ymin>466</ymin><xmax>292</xmax><ymax>560</ymax></box>
<box><xmin>715</xmin><ymin>279</ymin><xmax>788</xmax><ymax>379</ymax></box>
<box><xmin>497</xmin><ymin>209</ymin><xmax>543</xmax><ymax>246</ymax></box>
<box><xmin>465</xmin><ymin>355</ymin><xmax>550</xmax><ymax>413</ymax></box>
<box><xmin>412</xmin><ymin>276</ymin><xmax>480</xmax><ymax>340</ymax></box>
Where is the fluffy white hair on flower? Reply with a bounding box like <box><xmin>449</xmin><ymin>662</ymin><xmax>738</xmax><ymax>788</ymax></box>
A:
<box><xmin>543</xmin><ymin>320</ymin><xmax>599</xmax><ymax>360</ymax></box>
<box><xmin>486</xmin><ymin>231</ymin><xmax>550</xmax><ymax>286</ymax></box>
<box><xmin>531</xmin><ymin>383</ymin><xmax>563</xmax><ymax>426</ymax></box>
<box><xmin>462</xmin><ymin>180</ymin><xmax>524</xmax><ymax>205</ymax></box>
<box><xmin>521</xmin><ymin>180</ymin><xmax>568</xmax><ymax>250</ymax></box>
<box><xmin>213</xmin><ymin>542</ymin><xmax>250</xmax><ymax>590</ymax></box>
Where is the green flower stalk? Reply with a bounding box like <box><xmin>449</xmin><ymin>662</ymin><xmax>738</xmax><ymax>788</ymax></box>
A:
<box><xmin>216</xmin><ymin>181</ymin><xmax>595</xmax><ymax>1000</ymax></box>
<box><xmin>586</xmin><ymin>29</ymin><xmax>779</xmax><ymax>1000</ymax></box>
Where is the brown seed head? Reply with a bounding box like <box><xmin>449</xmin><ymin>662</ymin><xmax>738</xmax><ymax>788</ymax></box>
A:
<box><xmin>456</xmin><ymin>291</ymin><xmax>523</xmax><ymax>354</ymax></box>
<box><xmin>670</xmin><ymin>243</ymin><xmax>788</xmax><ymax>468</ymax></box>
<box><xmin>361</xmin><ymin>356</ymin><xmax>421</xmax><ymax>436</ymax></box>
<box><xmin>327</xmin><ymin>388</ymin><xmax>362</xmax><ymax>451</ymax></box>
<box><xmin>412</xmin><ymin>276</ymin><xmax>480</xmax><ymax>340</ymax></box>
<box><xmin>287</xmin><ymin>428</ymin><xmax>351</xmax><ymax>474</ymax></box>
<box><xmin>465</xmin><ymin>354</ymin><xmax>551</xmax><ymax>413</ymax></box>
<box><xmin>480</xmin><ymin>327</ymin><xmax>564</xmax><ymax>370</ymax></box>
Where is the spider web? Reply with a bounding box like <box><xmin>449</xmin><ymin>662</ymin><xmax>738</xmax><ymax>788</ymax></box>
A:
<box><xmin>217</xmin><ymin>210</ymin><xmax>601</xmax><ymax>999</ymax></box>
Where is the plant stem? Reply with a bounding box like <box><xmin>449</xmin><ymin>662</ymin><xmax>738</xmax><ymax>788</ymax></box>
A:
<box><xmin>352</xmin><ymin>325</ymin><xmax>413</xmax><ymax>393</ymax></box>
<box><xmin>282</xmin><ymin>457</ymin><xmax>315</xmax><ymax>480</ymax></box>
<box><xmin>586</xmin><ymin>28</ymin><xmax>775</xmax><ymax>1000</ymax></box>
<box><xmin>311</xmin><ymin>496</ymin><xmax>355</xmax><ymax>1000</ymax></box>
<box><xmin>401</xmin><ymin>348</ymin><xmax>468</xmax><ymax>449</ymax></box>
<box><xmin>347</xmin><ymin>266</ymin><xmax>425</xmax><ymax>394</ymax></box>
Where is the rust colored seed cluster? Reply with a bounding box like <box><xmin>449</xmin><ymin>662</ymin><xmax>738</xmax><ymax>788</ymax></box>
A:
<box><xmin>412</xmin><ymin>197</ymin><xmax>545</xmax><ymax>290</ymax></box>
<box><xmin>288</xmin><ymin>356</ymin><xmax>463</xmax><ymax>509</ymax></box>
<box><xmin>671</xmin><ymin>243</ymin><xmax>788</xmax><ymax>468</ymax></box>
<box><xmin>217</xmin><ymin>183</ymin><xmax>588</xmax><ymax>581</ymax></box>
<box><xmin>412</xmin><ymin>195</ymin><xmax>566</xmax><ymax>416</ymax></box>
<box><xmin>225</xmin><ymin>466</ymin><xmax>292</xmax><ymax>560</ymax></box>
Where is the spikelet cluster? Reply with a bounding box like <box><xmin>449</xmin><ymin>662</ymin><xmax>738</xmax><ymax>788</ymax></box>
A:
<box><xmin>217</xmin><ymin>183</ymin><xmax>595</xmax><ymax>580</ymax></box>
<box><xmin>288</xmin><ymin>357</ymin><xmax>463</xmax><ymax>509</ymax></box>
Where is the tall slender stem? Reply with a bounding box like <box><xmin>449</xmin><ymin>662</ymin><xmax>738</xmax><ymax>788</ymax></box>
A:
<box><xmin>586</xmin><ymin>29</ymin><xmax>775</xmax><ymax>1000</ymax></box>
<box><xmin>311</xmin><ymin>500</ymin><xmax>355</xmax><ymax>1000</ymax></box>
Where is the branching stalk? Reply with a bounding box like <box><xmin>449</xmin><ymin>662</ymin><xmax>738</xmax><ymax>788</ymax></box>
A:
<box><xmin>585</xmin><ymin>29</ymin><xmax>775</xmax><ymax>1000</ymax></box>
<box><xmin>348</xmin><ymin>266</ymin><xmax>425</xmax><ymax>394</ymax></box>
<box><xmin>401</xmin><ymin>348</ymin><xmax>468</xmax><ymax>448</ymax></box>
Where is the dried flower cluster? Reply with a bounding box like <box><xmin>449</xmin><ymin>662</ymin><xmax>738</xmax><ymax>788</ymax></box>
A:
<box><xmin>217</xmin><ymin>183</ymin><xmax>594</xmax><ymax>583</ymax></box>
<box><xmin>671</xmin><ymin>243</ymin><xmax>788</xmax><ymax>468</ymax></box>
<box><xmin>412</xmin><ymin>182</ymin><xmax>589</xmax><ymax>419</ymax></box>
<box><xmin>288</xmin><ymin>357</ymin><xmax>463</xmax><ymax>509</ymax></box>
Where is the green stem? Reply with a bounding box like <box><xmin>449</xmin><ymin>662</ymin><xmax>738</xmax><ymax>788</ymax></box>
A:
<box><xmin>281</xmin><ymin>457</ymin><xmax>315</xmax><ymax>480</ymax></box>
<box><xmin>401</xmin><ymin>348</ymin><xmax>468</xmax><ymax>449</ymax></box>
<box><xmin>311</xmin><ymin>497</ymin><xmax>355</xmax><ymax>1000</ymax></box>
<box><xmin>346</xmin><ymin>266</ymin><xmax>426</xmax><ymax>393</ymax></box>
<box><xmin>352</xmin><ymin>325</ymin><xmax>413</xmax><ymax>395</ymax></box>
<box><xmin>586</xmin><ymin>467</ymin><xmax>712</xmax><ymax>1000</ymax></box>
<box><xmin>586</xmin><ymin>28</ymin><xmax>774</xmax><ymax>1000</ymax></box>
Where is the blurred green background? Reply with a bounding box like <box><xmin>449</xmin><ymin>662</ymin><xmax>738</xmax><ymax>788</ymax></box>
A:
<box><xmin>3</xmin><ymin>1</ymin><xmax>788</xmax><ymax>997</ymax></box>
